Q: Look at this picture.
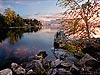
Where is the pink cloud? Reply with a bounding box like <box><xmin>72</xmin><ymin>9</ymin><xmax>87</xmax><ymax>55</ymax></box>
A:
<box><xmin>23</xmin><ymin>13</ymin><xmax>63</xmax><ymax>21</ymax></box>
<box><xmin>0</xmin><ymin>5</ymin><xmax>3</xmax><ymax>8</ymax></box>
<box><xmin>35</xmin><ymin>13</ymin><xmax>64</xmax><ymax>21</ymax></box>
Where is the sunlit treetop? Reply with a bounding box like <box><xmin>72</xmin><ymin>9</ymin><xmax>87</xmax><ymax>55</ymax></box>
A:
<box><xmin>57</xmin><ymin>0</ymin><xmax>100</xmax><ymax>40</ymax></box>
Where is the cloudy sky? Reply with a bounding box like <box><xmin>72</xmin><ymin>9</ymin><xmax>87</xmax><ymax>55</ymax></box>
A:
<box><xmin>0</xmin><ymin>0</ymin><xmax>65</xmax><ymax>21</ymax></box>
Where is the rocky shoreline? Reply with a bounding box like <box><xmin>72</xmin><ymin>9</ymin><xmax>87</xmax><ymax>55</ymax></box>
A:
<box><xmin>0</xmin><ymin>49</ymin><xmax>100</xmax><ymax>75</ymax></box>
<box><xmin>0</xmin><ymin>30</ymin><xmax>100</xmax><ymax>75</ymax></box>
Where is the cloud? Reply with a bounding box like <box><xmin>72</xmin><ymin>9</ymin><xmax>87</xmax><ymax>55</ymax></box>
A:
<box><xmin>34</xmin><ymin>13</ymin><xmax>40</xmax><ymax>15</ymax></box>
<box><xmin>13</xmin><ymin>0</ymin><xmax>41</xmax><ymax>5</ymax></box>
<box><xmin>0</xmin><ymin>5</ymin><xmax>3</xmax><ymax>8</ymax></box>
<box><xmin>15</xmin><ymin>1</ymin><xmax>21</xmax><ymax>4</ymax></box>
<box><xmin>0</xmin><ymin>1</ymin><xmax>4</xmax><ymax>9</ymax></box>
<box><xmin>14</xmin><ymin>1</ymin><xmax>28</xmax><ymax>5</ymax></box>
<box><xmin>23</xmin><ymin>13</ymin><xmax>63</xmax><ymax>21</ymax></box>
<box><xmin>36</xmin><ymin>13</ymin><xmax>64</xmax><ymax>21</ymax></box>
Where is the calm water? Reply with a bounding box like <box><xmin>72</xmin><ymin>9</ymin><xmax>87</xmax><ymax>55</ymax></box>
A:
<box><xmin>0</xmin><ymin>28</ymin><xmax>56</xmax><ymax>69</ymax></box>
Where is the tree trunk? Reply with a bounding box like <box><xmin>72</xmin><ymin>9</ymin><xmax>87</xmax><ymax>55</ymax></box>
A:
<box><xmin>86</xmin><ymin>19</ymin><xmax>90</xmax><ymax>41</ymax></box>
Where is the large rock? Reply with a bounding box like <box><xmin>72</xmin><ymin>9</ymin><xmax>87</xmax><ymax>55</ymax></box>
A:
<box><xmin>14</xmin><ymin>66</ymin><xmax>26</xmax><ymax>74</ymax></box>
<box><xmin>51</xmin><ymin>59</ymin><xmax>62</xmax><ymax>68</ymax></box>
<box><xmin>70</xmin><ymin>64</ymin><xmax>79</xmax><ymax>71</ymax></box>
<box><xmin>47</xmin><ymin>68</ymin><xmax>58</xmax><ymax>75</ymax></box>
<box><xmin>54</xmin><ymin>51</ymin><xmax>66</xmax><ymax>60</ymax></box>
<box><xmin>57</xmin><ymin>68</ymin><xmax>68</xmax><ymax>75</ymax></box>
<box><xmin>25</xmin><ymin>63</ymin><xmax>35</xmax><ymax>71</ymax></box>
<box><xmin>24</xmin><ymin>60</ymin><xmax>45</xmax><ymax>72</ymax></box>
<box><xmin>78</xmin><ymin>53</ymin><xmax>97</xmax><ymax>65</ymax></box>
<box><xmin>48</xmin><ymin>68</ymin><xmax>72</xmax><ymax>75</ymax></box>
<box><xmin>26</xmin><ymin>69</ymin><xmax>35</xmax><ymax>75</ymax></box>
<box><xmin>61</xmin><ymin>61</ymin><xmax>79</xmax><ymax>72</ymax></box>
<box><xmin>11</xmin><ymin>63</ymin><xmax>26</xmax><ymax>74</ymax></box>
<box><xmin>64</xmin><ymin>56</ymin><xmax>79</xmax><ymax>63</ymax></box>
<box><xmin>11</xmin><ymin>63</ymin><xmax>19</xmax><ymax>71</ymax></box>
<box><xmin>85</xmin><ymin>60</ymin><xmax>100</xmax><ymax>68</ymax></box>
<box><xmin>47</xmin><ymin>68</ymin><xmax>53</xmax><ymax>75</ymax></box>
<box><xmin>0</xmin><ymin>68</ymin><xmax>12</xmax><ymax>75</ymax></box>
<box><xmin>34</xmin><ymin>60</ymin><xmax>44</xmax><ymax>70</ymax></box>
<box><xmin>37</xmin><ymin>51</ymin><xmax>48</xmax><ymax>59</ymax></box>
<box><xmin>61</xmin><ymin>61</ymin><xmax>74</xmax><ymax>68</ymax></box>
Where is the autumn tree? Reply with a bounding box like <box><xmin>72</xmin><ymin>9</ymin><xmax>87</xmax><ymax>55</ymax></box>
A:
<box><xmin>4</xmin><ymin>8</ymin><xmax>16</xmax><ymax>26</ymax></box>
<box><xmin>0</xmin><ymin>8</ymin><xmax>42</xmax><ymax>28</ymax></box>
<box><xmin>57</xmin><ymin>0</ymin><xmax>100</xmax><ymax>41</ymax></box>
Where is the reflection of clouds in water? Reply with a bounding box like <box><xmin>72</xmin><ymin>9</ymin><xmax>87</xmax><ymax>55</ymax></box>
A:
<box><xmin>14</xmin><ymin>46</ymin><xmax>35</xmax><ymax>58</ymax></box>
<box><xmin>0</xmin><ymin>40</ymin><xmax>37</xmax><ymax>59</ymax></box>
<box><xmin>0</xmin><ymin>40</ymin><xmax>12</xmax><ymax>58</ymax></box>
<box><xmin>0</xmin><ymin>40</ymin><xmax>8</xmax><ymax>46</ymax></box>
<box><xmin>0</xmin><ymin>31</ymin><xmax>54</xmax><ymax>60</ymax></box>
<box><xmin>0</xmin><ymin>40</ymin><xmax>40</xmax><ymax>59</ymax></box>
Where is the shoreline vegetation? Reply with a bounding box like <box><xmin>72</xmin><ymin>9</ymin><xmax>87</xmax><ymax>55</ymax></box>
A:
<box><xmin>0</xmin><ymin>8</ymin><xmax>42</xmax><ymax>45</ymax></box>
<box><xmin>0</xmin><ymin>8</ymin><xmax>42</xmax><ymax>29</ymax></box>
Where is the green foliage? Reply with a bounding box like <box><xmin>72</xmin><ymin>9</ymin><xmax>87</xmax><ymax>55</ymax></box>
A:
<box><xmin>23</xmin><ymin>19</ymin><xmax>42</xmax><ymax>26</ymax></box>
<box><xmin>0</xmin><ymin>8</ymin><xmax>42</xmax><ymax>28</ymax></box>
<box><xmin>77</xmin><ymin>50</ymin><xmax>84</xmax><ymax>57</ymax></box>
<box><xmin>63</xmin><ymin>40</ymin><xmax>84</xmax><ymax>57</ymax></box>
<box><xmin>12</xmin><ymin>14</ymin><xmax>25</xmax><ymax>27</ymax></box>
<box><xmin>63</xmin><ymin>43</ymin><xmax>76</xmax><ymax>53</ymax></box>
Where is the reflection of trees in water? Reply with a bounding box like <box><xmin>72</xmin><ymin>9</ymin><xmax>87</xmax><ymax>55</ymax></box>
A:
<box><xmin>25</xmin><ymin>26</ymin><xmax>41</xmax><ymax>33</ymax></box>
<box><xmin>0</xmin><ymin>28</ymin><xmax>9</xmax><ymax>42</ymax></box>
<box><xmin>0</xmin><ymin>27</ymin><xmax>41</xmax><ymax>44</ymax></box>
<box><xmin>7</xmin><ymin>28</ymin><xmax>24</xmax><ymax>44</ymax></box>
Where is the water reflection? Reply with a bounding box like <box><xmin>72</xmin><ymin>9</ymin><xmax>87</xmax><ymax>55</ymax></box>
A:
<box><xmin>0</xmin><ymin>27</ymin><xmax>55</xmax><ymax>70</ymax></box>
<box><xmin>0</xmin><ymin>27</ymin><xmax>40</xmax><ymax>44</ymax></box>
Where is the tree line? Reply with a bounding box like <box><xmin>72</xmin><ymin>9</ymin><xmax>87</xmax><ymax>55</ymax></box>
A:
<box><xmin>0</xmin><ymin>8</ymin><xmax>42</xmax><ymax>27</ymax></box>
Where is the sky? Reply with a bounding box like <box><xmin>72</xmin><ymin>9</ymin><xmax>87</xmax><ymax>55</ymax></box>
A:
<box><xmin>0</xmin><ymin>0</ymin><xmax>65</xmax><ymax>21</ymax></box>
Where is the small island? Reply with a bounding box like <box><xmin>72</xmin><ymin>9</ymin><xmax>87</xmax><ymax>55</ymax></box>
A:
<box><xmin>0</xmin><ymin>8</ymin><xmax>42</xmax><ymax>29</ymax></box>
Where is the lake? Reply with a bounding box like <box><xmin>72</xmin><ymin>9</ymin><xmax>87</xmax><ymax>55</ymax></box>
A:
<box><xmin>0</xmin><ymin>28</ymin><xmax>57</xmax><ymax>69</ymax></box>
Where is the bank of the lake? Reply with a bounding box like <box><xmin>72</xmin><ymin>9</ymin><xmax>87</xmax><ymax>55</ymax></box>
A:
<box><xmin>0</xmin><ymin>28</ymin><xmax>56</xmax><ymax>70</ymax></box>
